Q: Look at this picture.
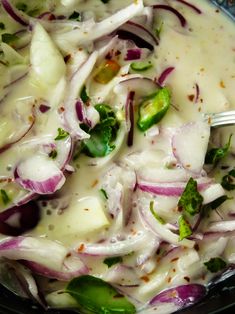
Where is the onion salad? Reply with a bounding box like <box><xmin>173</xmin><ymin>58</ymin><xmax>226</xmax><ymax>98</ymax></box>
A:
<box><xmin>0</xmin><ymin>0</ymin><xmax>235</xmax><ymax>313</ymax></box>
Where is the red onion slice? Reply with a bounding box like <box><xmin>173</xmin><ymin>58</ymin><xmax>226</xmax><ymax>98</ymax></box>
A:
<box><xmin>0</xmin><ymin>201</ymin><xmax>40</xmax><ymax>236</ymax></box>
<box><xmin>125</xmin><ymin>48</ymin><xmax>142</xmax><ymax>61</ymax></box>
<box><xmin>1</xmin><ymin>0</ymin><xmax>29</xmax><ymax>26</ymax></box>
<box><xmin>15</xmin><ymin>155</ymin><xmax>65</xmax><ymax>194</ymax></box>
<box><xmin>126</xmin><ymin>91</ymin><xmax>135</xmax><ymax>147</ymax></box>
<box><xmin>174</xmin><ymin>0</ymin><xmax>202</xmax><ymax>14</ymax></box>
<box><xmin>152</xmin><ymin>5</ymin><xmax>187</xmax><ymax>27</ymax></box>
<box><xmin>115</xmin><ymin>77</ymin><xmax>159</xmax><ymax>100</ymax></box>
<box><xmin>22</xmin><ymin>255</ymin><xmax>89</xmax><ymax>281</ymax></box>
<box><xmin>137</xmin><ymin>178</ymin><xmax>210</xmax><ymax>197</ymax></box>
<box><xmin>157</xmin><ymin>67</ymin><xmax>175</xmax><ymax>86</ymax></box>
<box><xmin>150</xmin><ymin>284</ymin><xmax>206</xmax><ymax>307</ymax></box>
<box><xmin>76</xmin><ymin>232</ymin><xmax>148</xmax><ymax>257</ymax></box>
<box><xmin>0</xmin><ymin>236</ymin><xmax>67</xmax><ymax>268</ymax></box>
<box><xmin>138</xmin><ymin>201</ymin><xmax>195</xmax><ymax>248</ymax></box>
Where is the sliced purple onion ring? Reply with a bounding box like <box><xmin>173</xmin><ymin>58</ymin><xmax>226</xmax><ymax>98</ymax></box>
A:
<box><xmin>22</xmin><ymin>255</ymin><xmax>89</xmax><ymax>281</ymax></box>
<box><xmin>174</xmin><ymin>0</ymin><xmax>202</xmax><ymax>14</ymax></box>
<box><xmin>125</xmin><ymin>49</ymin><xmax>141</xmax><ymax>61</ymax></box>
<box><xmin>150</xmin><ymin>284</ymin><xmax>206</xmax><ymax>308</ymax></box>
<box><xmin>157</xmin><ymin>67</ymin><xmax>175</xmax><ymax>86</ymax></box>
<box><xmin>1</xmin><ymin>0</ymin><xmax>29</xmax><ymax>26</ymax></box>
<box><xmin>152</xmin><ymin>5</ymin><xmax>187</xmax><ymax>27</ymax></box>
<box><xmin>76</xmin><ymin>232</ymin><xmax>149</xmax><ymax>257</ymax></box>
<box><xmin>15</xmin><ymin>155</ymin><xmax>65</xmax><ymax>194</ymax></box>
<box><xmin>0</xmin><ymin>201</ymin><xmax>40</xmax><ymax>236</ymax></box>
<box><xmin>137</xmin><ymin>178</ymin><xmax>211</xmax><ymax>196</ymax></box>
<box><xmin>126</xmin><ymin>91</ymin><xmax>135</xmax><ymax>147</ymax></box>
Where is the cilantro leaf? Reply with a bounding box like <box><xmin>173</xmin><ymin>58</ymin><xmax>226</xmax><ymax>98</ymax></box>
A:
<box><xmin>80</xmin><ymin>85</ymin><xmax>90</xmax><ymax>103</ymax></box>
<box><xmin>69</xmin><ymin>11</ymin><xmax>80</xmax><ymax>21</ymax></box>
<box><xmin>104</xmin><ymin>256</ymin><xmax>123</xmax><ymax>268</ymax></box>
<box><xmin>178</xmin><ymin>215</ymin><xmax>192</xmax><ymax>241</ymax></box>
<box><xmin>221</xmin><ymin>168</ymin><xmax>235</xmax><ymax>191</ymax></box>
<box><xmin>16</xmin><ymin>2</ymin><xmax>28</xmax><ymax>12</ymax></box>
<box><xmin>0</xmin><ymin>23</ymin><xmax>5</xmax><ymax>30</ymax></box>
<box><xmin>178</xmin><ymin>178</ymin><xmax>203</xmax><ymax>216</ymax></box>
<box><xmin>205</xmin><ymin>134</ymin><xmax>232</xmax><ymax>165</ymax></box>
<box><xmin>66</xmin><ymin>275</ymin><xmax>136</xmax><ymax>313</ymax></box>
<box><xmin>100</xmin><ymin>188</ymin><xmax>108</xmax><ymax>199</ymax></box>
<box><xmin>1</xmin><ymin>33</ymin><xmax>19</xmax><ymax>44</ymax></box>
<box><xmin>204</xmin><ymin>257</ymin><xmax>227</xmax><ymax>273</ymax></box>
<box><xmin>150</xmin><ymin>201</ymin><xmax>166</xmax><ymax>224</ymax></box>
<box><xmin>0</xmin><ymin>189</ymin><xmax>11</xmax><ymax>205</ymax></box>
<box><xmin>49</xmin><ymin>150</ymin><xmax>57</xmax><ymax>159</ymax></box>
<box><xmin>82</xmin><ymin>105</ymin><xmax>119</xmax><ymax>158</ymax></box>
<box><xmin>83</xmin><ymin>125</ymin><xmax>114</xmax><ymax>157</ymax></box>
<box><xmin>54</xmin><ymin>128</ymin><xmax>69</xmax><ymax>141</ymax></box>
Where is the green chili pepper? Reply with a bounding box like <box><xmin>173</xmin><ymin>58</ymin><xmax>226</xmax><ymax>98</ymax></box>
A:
<box><xmin>130</xmin><ymin>61</ymin><xmax>152</xmax><ymax>72</ymax></box>
<box><xmin>137</xmin><ymin>87</ymin><xmax>171</xmax><ymax>132</ymax></box>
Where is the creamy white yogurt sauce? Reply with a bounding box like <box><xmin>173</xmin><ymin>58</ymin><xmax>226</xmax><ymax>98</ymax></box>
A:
<box><xmin>1</xmin><ymin>0</ymin><xmax>235</xmax><ymax>313</ymax></box>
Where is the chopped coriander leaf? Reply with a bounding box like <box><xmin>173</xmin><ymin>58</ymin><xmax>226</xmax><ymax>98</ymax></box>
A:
<box><xmin>205</xmin><ymin>134</ymin><xmax>232</xmax><ymax>165</ymax></box>
<box><xmin>150</xmin><ymin>201</ymin><xmax>165</xmax><ymax>224</ymax></box>
<box><xmin>104</xmin><ymin>256</ymin><xmax>123</xmax><ymax>268</ymax></box>
<box><xmin>69</xmin><ymin>11</ymin><xmax>80</xmax><ymax>21</ymax></box>
<box><xmin>83</xmin><ymin>125</ymin><xmax>114</xmax><ymax>157</ymax></box>
<box><xmin>0</xmin><ymin>189</ymin><xmax>10</xmax><ymax>205</ymax></box>
<box><xmin>82</xmin><ymin>105</ymin><xmax>119</xmax><ymax>158</ymax></box>
<box><xmin>95</xmin><ymin>104</ymin><xmax>114</xmax><ymax>120</ymax></box>
<box><xmin>204</xmin><ymin>257</ymin><xmax>227</xmax><ymax>273</ymax></box>
<box><xmin>130</xmin><ymin>61</ymin><xmax>152</xmax><ymax>72</ymax></box>
<box><xmin>221</xmin><ymin>168</ymin><xmax>235</xmax><ymax>191</ymax></box>
<box><xmin>100</xmin><ymin>188</ymin><xmax>108</xmax><ymax>199</ymax></box>
<box><xmin>80</xmin><ymin>85</ymin><xmax>90</xmax><ymax>103</ymax></box>
<box><xmin>49</xmin><ymin>150</ymin><xmax>58</xmax><ymax>159</ymax></box>
<box><xmin>178</xmin><ymin>177</ymin><xmax>203</xmax><ymax>216</ymax></box>
<box><xmin>0</xmin><ymin>22</ymin><xmax>5</xmax><ymax>30</ymax></box>
<box><xmin>1</xmin><ymin>33</ymin><xmax>19</xmax><ymax>44</ymax></box>
<box><xmin>54</xmin><ymin>128</ymin><xmax>69</xmax><ymax>141</ymax></box>
<box><xmin>66</xmin><ymin>275</ymin><xmax>136</xmax><ymax>313</ymax></box>
<box><xmin>178</xmin><ymin>215</ymin><xmax>192</xmax><ymax>241</ymax></box>
<box><xmin>16</xmin><ymin>2</ymin><xmax>28</xmax><ymax>12</ymax></box>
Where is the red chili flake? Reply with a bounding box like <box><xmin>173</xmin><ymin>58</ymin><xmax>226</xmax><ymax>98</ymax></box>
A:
<box><xmin>172</xmin><ymin>268</ymin><xmax>176</xmax><ymax>273</ymax></box>
<box><xmin>171</xmin><ymin>257</ymin><xmax>179</xmax><ymax>262</ymax></box>
<box><xmin>77</xmin><ymin>243</ymin><xmax>85</xmax><ymax>252</ymax></box>
<box><xmin>64</xmin><ymin>54</ymin><xmax>71</xmax><ymax>63</ymax></box>
<box><xmin>177</xmin><ymin>206</ymin><xmax>183</xmax><ymax>212</ymax></box>
<box><xmin>58</xmin><ymin>106</ymin><xmax>65</xmax><ymax>114</ymax></box>
<box><xmin>185</xmin><ymin>164</ymin><xmax>191</xmax><ymax>168</ymax></box>
<box><xmin>140</xmin><ymin>276</ymin><xmax>150</xmax><ymax>282</ymax></box>
<box><xmin>83</xmin><ymin>208</ymin><xmax>89</xmax><ymax>211</ymax></box>
<box><xmin>167</xmin><ymin>277</ymin><xmax>172</xmax><ymax>283</ymax></box>
<box><xmin>220</xmin><ymin>80</ymin><xmax>225</xmax><ymax>88</ymax></box>
<box><xmin>115</xmin><ymin>50</ymin><xmax>121</xmax><ymax>56</ymax></box>
<box><xmin>188</xmin><ymin>94</ymin><xmax>194</xmax><ymax>102</ymax></box>
<box><xmin>91</xmin><ymin>179</ymin><xmax>98</xmax><ymax>187</ymax></box>
<box><xmin>194</xmin><ymin>243</ymin><xmax>200</xmax><ymax>251</ymax></box>
<box><xmin>184</xmin><ymin>276</ymin><xmax>190</xmax><ymax>282</ymax></box>
<box><xmin>201</xmin><ymin>274</ymin><xmax>206</xmax><ymax>280</ymax></box>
